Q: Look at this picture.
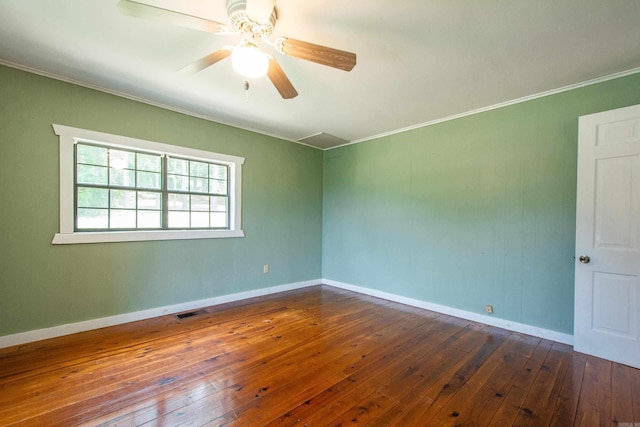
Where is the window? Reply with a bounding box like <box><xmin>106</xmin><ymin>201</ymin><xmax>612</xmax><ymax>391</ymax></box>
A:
<box><xmin>52</xmin><ymin>124</ymin><xmax>244</xmax><ymax>244</ymax></box>
<box><xmin>75</xmin><ymin>143</ymin><xmax>230</xmax><ymax>230</ymax></box>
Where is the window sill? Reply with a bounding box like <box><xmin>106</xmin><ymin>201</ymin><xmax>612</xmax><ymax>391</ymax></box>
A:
<box><xmin>52</xmin><ymin>229</ymin><xmax>245</xmax><ymax>245</ymax></box>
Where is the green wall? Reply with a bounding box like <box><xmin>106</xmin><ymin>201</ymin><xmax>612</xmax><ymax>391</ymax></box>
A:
<box><xmin>3</xmin><ymin>63</ymin><xmax>640</xmax><ymax>339</ymax></box>
<box><xmin>0</xmin><ymin>65</ymin><xmax>323</xmax><ymax>336</ymax></box>
<box><xmin>322</xmin><ymin>72</ymin><xmax>640</xmax><ymax>335</ymax></box>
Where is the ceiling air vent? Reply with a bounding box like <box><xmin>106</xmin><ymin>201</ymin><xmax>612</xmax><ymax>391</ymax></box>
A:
<box><xmin>299</xmin><ymin>133</ymin><xmax>348</xmax><ymax>150</ymax></box>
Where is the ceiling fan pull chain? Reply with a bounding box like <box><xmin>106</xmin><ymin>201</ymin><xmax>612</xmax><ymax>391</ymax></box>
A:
<box><xmin>244</xmin><ymin>78</ymin><xmax>250</xmax><ymax>103</ymax></box>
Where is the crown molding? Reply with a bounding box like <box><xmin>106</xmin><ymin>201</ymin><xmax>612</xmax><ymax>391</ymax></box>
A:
<box><xmin>329</xmin><ymin>66</ymin><xmax>640</xmax><ymax>150</ymax></box>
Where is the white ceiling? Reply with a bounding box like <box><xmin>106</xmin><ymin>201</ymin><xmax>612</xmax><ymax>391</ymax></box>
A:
<box><xmin>1</xmin><ymin>0</ymin><xmax>640</xmax><ymax>149</ymax></box>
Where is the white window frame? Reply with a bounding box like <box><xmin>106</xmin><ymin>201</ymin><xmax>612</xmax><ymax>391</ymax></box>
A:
<box><xmin>52</xmin><ymin>124</ymin><xmax>245</xmax><ymax>244</ymax></box>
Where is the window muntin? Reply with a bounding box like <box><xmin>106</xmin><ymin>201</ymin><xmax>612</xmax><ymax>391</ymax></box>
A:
<box><xmin>53</xmin><ymin>124</ymin><xmax>244</xmax><ymax>244</ymax></box>
<box><xmin>74</xmin><ymin>142</ymin><xmax>230</xmax><ymax>231</ymax></box>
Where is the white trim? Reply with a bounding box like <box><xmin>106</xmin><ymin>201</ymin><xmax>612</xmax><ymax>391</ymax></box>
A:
<box><xmin>328</xmin><ymin>66</ymin><xmax>640</xmax><ymax>150</ymax></box>
<box><xmin>323</xmin><ymin>279</ymin><xmax>574</xmax><ymax>345</ymax></box>
<box><xmin>51</xmin><ymin>124</ymin><xmax>245</xmax><ymax>244</ymax></box>
<box><xmin>52</xmin><ymin>229</ymin><xmax>244</xmax><ymax>244</ymax></box>
<box><xmin>0</xmin><ymin>60</ymin><xmax>321</xmax><ymax>150</ymax></box>
<box><xmin>0</xmin><ymin>279</ymin><xmax>321</xmax><ymax>349</ymax></box>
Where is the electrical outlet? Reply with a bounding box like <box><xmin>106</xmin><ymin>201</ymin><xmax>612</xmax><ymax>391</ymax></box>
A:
<box><xmin>263</xmin><ymin>264</ymin><xmax>269</xmax><ymax>274</ymax></box>
<box><xmin>485</xmin><ymin>305</ymin><xmax>493</xmax><ymax>314</ymax></box>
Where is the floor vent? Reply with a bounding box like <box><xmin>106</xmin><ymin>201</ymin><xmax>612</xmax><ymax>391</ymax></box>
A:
<box><xmin>175</xmin><ymin>309</ymin><xmax>206</xmax><ymax>320</ymax></box>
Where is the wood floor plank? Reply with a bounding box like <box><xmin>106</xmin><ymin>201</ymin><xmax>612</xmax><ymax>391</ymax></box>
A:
<box><xmin>548</xmin><ymin>349</ymin><xmax>586</xmax><ymax>427</ymax></box>
<box><xmin>30</xmin><ymin>293</ymin><xmax>388</xmax><ymax>425</ymax></box>
<box><xmin>512</xmin><ymin>341</ymin><xmax>573</xmax><ymax>426</ymax></box>
<box><xmin>453</xmin><ymin>334</ymin><xmax>542</xmax><ymax>427</ymax></box>
<box><xmin>423</xmin><ymin>333</ymin><xmax>540</xmax><ymax>426</ymax></box>
<box><xmin>486</xmin><ymin>338</ymin><xmax>554</xmax><ymax>425</ymax></box>
<box><xmin>574</xmin><ymin>355</ymin><xmax>612</xmax><ymax>427</ymax></box>
<box><xmin>378</xmin><ymin>324</ymin><xmax>510</xmax><ymax>425</ymax></box>
<box><xmin>324</xmin><ymin>388</ymin><xmax>397</xmax><ymax>426</ymax></box>
<box><xmin>0</xmin><ymin>307</ymin><xmax>321</xmax><ymax>424</ymax></box>
<box><xmin>0</xmin><ymin>285</ymin><xmax>636</xmax><ymax>426</ymax></box>
<box><xmin>611</xmin><ymin>362</ymin><xmax>636</xmax><ymax>426</ymax></box>
<box><xmin>148</xmin><ymin>304</ymin><xmax>437</xmax><ymax>426</ymax></box>
<box><xmin>262</xmin><ymin>315</ymin><xmax>471</xmax><ymax>427</ymax></box>
<box><xmin>81</xmin><ymin>298</ymin><xmax>403</xmax><ymax>426</ymax></box>
<box><xmin>630</xmin><ymin>363</ymin><xmax>640</xmax><ymax>422</ymax></box>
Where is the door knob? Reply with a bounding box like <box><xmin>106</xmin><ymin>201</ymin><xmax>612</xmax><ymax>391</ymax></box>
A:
<box><xmin>578</xmin><ymin>255</ymin><xmax>590</xmax><ymax>264</ymax></box>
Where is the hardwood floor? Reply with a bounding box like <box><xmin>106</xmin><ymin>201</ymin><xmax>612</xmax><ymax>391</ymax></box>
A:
<box><xmin>0</xmin><ymin>285</ymin><xmax>638</xmax><ymax>426</ymax></box>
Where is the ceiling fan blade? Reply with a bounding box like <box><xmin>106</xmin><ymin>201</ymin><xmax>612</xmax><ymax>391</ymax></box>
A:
<box><xmin>178</xmin><ymin>49</ymin><xmax>232</xmax><ymax>74</ymax></box>
<box><xmin>245</xmin><ymin>0</ymin><xmax>276</xmax><ymax>25</ymax></box>
<box><xmin>117</xmin><ymin>0</ymin><xmax>228</xmax><ymax>34</ymax></box>
<box><xmin>277</xmin><ymin>38</ymin><xmax>356</xmax><ymax>71</ymax></box>
<box><xmin>267</xmin><ymin>58</ymin><xmax>298</xmax><ymax>99</ymax></box>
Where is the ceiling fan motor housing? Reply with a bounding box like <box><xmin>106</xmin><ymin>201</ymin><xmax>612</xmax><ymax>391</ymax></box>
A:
<box><xmin>226</xmin><ymin>0</ymin><xmax>276</xmax><ymax>39</ymax></box>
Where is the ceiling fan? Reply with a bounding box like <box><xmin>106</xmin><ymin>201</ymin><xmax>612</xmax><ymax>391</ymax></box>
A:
<box><xmin>117</xmin><ymin>0</ymin><xmax>357</xmax><ymax>99</ymax></box>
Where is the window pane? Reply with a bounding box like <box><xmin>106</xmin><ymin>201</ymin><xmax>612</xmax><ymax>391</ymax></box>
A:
<box><xmin>210</xmin><ymin>164</ymin><xmax>227</xmax><ymax>180</ymax></box>
<box><xmin>210</xmin><ymin>212</ymin><xmax>228</xmax><ymax>228</ymax></box>
<box><xmin>209</xmin><ymin>179</ymin><xmax>227</xmax><ymax>195</ymax></box>
<box><xmin>168</xmin><ymin>174</ymin><xmax>188</xmax><ymax>191</ymax></box>
<box><xmin>77</xmin><ymin>187</ymin><xmax>108</xmax><ymax>208</ymax></box>
<box><xmin>110</xmin><ymin>168</ymin><xmax>136</xmax><ymax>187</ymax></box>
<box><xmin>190</xmin><ymin>177</ymin><xmax>208</xmax><ymax>193</ymax></box>
<box><xmin>110</xmin><ymin>210</ymin><xmax>136</xmax><ymax>228</ymax></box>
<box><xmin>210</xmin><ymin>196</ymin><xmax>227</xmax><ymax>212</ymax></box>
<box><xmin>77</xmin><ymin>208</ymin><xmax>108</xmax><ymax>229</ymax></box>
<box><xmin>137</xmin><ymin>153</ymin><xmax>161</xmax><ymax>172</ymax></box>
<box><xmin>109</xmin><ymin>149</ymin><xmax>135</xmax><ymax>170</ymax></box>
<box><xmin>137</xmin><ymin>171</ymin><xmax>161</xmax><ymax>189</ymax></box>
<box><xmin>77</xmin><ymin>164</ymin><xmax>108</xmax><ymax>185</ymax></box>
<box><xmin>168</xmin><ymin>193</ymin><xmax>189</xmax><ymax>211</ymax></box>
<box><xmin>77</xmin><ymin>144</ymin><xmax>107</xmax><ymax>166</ymax></box>
<box><xmin>138</xmin><ymin>192</ymin><xmax>161</xmax><ymax>210</ymax></box>
<box><xmin>168</xmin><ymin>158</ymin><xmax>188</xmax><ymax>175</ymax></box>
<box><xmin>168</xmin><ymin>211</ymin><xmax>189</xmax><ymax>228</ymax></box>
<box><xmin>191</xmin><ymin>212</ymin><xmax>209</xmax><ymax>228</ymax></box>
<box><xmin>190</xmin><ymin>161</ymin><xmax>209</xmax><ymax>177</ymax></box>
<box><xmin>138</xmin><ymin>211</ymin><xmax>161</xmax><ymax>228</ymax></box>
<box><xmin>72</xmin><ymin>138</ymin><xmax>239</xmax><ymax>234</ymax></box>
<box><xmin>191</xmin><ymin>195</ymin><xmax>209</xmax><ymax>212</ymax></box>
<box><xmin>111</xmin><ymin>190</ymin><xmax>136</xmax><ymax>209</ymax></box>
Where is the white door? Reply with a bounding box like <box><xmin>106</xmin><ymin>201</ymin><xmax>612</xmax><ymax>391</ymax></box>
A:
<box><xmin>575</xmin><ymin>104</ymin><xmax>640</xmax><ymax>369</ymax></box>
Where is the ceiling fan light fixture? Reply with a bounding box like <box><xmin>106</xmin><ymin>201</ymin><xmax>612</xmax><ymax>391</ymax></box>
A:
<box><xmin>231</xmin><ymin>42</ymin><xmax>269</xmax><ymax>79</ymax></box>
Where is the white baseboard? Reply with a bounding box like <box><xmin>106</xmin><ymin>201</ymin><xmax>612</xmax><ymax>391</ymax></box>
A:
<box><xmin>0</xmin><ymin>278</ymin><xmax>573</xmax><ymax>349</ymax></box>
<box><xmin>322</xmin><ymin>279</ymin><xmax>574</xmax><ymax>346</ymax></box>
<box><xmin>0</xmin><ymin>279</ymin><xmax>321</xmax><ymax>349</ymax></box>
